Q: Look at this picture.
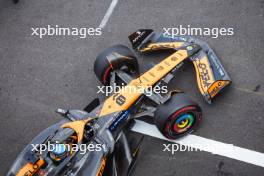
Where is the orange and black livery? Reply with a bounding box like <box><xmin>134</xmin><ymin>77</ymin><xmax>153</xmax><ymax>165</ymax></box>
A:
<box><xmin>7</xmin><ymin>29</ymin><xmax>231</xmax><ymax>176</ymax></box>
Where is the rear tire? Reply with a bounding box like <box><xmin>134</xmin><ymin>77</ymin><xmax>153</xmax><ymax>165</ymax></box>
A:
<box><xmin>154</xmin><ymin>93</ymin><xmax>202</xmax><ymax>139</ymax></box>
<box><xmin>94</xmin><ymin>45</ymin><xmax>138</xmax><ymax>86</ymax></box>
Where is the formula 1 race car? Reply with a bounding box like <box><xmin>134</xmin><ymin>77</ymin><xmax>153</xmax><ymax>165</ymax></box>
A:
<box><xmin>7</xmin><ymin>29</ymin><xmax>231</xmax><ymax>176</ymax></box>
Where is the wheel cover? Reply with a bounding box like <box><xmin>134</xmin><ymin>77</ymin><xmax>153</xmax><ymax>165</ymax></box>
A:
<box><xmin>163</xmin><ymin>106</ymin><xmax>201</xmax><ymax>139</ymax></box>
<box><xmin>173</xmin><ymin>113</ymin><xmax>194</xmax><ymax>133</ymax></box>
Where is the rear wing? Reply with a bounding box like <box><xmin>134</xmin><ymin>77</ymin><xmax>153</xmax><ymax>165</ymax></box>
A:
<box><xmin>128</xmin><ymin>29</ymin><xmax>231</xmax><ymax>103</ymax></box>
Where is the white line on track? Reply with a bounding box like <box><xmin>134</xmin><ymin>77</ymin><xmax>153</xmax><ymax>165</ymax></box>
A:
<box><xmin>99</xmin><ymin>0</ymin><xmax>119</xmax><ymax>28</ymax></box>
<box><xmin>131</xmin><ymin>120</ymin><xmax>264</xmax><ymax>168</ymax></box>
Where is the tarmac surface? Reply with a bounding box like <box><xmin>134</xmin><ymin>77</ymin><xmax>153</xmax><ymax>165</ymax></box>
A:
<box><xmin>0</xmin><ymin>0</ymin><xmax>264</xmax><ymax>175</ymax></box>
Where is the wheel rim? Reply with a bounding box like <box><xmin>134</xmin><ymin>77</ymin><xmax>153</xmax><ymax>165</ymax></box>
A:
<box><xmin>163</xmin><ymin>106</ymin><xmax>202</xmax><ymax>139</ymax></box>
<box><xmin>173</xmin><ymin>113</ymin><xmax>195</xmax><ymax>133</ymax></box>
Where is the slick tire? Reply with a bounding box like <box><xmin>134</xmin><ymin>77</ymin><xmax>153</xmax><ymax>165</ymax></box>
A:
<box><xmin>94</xmin><ymin>45</ymin><xmax>138</xmax><ymax>86</ymax></box>
<box><xmin>154</xmin><ymin>93</ymin><xmax>202</xmax><ymax>139</ymax></box>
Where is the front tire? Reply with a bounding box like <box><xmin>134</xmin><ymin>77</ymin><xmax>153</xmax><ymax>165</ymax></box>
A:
<box><xmin>94</xmin><ymin>45</ymin><xmax>138</xmax><ymax>86</ymax></box>
<box><xmin>154</xmin><ymin>93</ymin><xmax>202</xmax><ymax>139</ymax></box>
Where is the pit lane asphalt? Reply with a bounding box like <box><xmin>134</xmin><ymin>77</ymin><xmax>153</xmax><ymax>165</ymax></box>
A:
<box><xmin>0</xmin><ymin>0</ymin><xmax>263</xmax><ymax>175</ymax></box>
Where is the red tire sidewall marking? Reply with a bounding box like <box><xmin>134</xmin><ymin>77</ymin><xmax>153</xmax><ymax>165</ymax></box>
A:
<box><xmin>102</xmin><ymin>66</ymin><xmax>112</xmax><ymax>84</ymax></box>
